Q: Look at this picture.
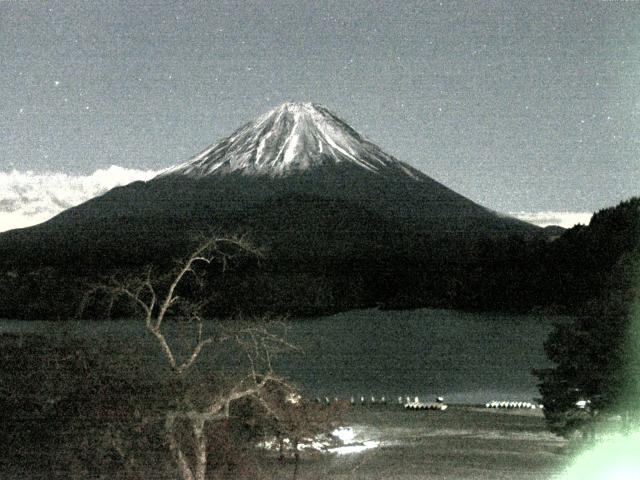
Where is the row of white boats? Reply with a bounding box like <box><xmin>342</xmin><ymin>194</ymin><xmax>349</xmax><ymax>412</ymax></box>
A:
<box><xmin>484</xmin><ymin>400</ymin><xmax>543</xmax><ymax>409</ymax></box>
<box><xmin>313</xmin><ymin>396</ymin><xmax>543</xmax><ymax>411</ymax></box>
<box><xmin>315</xmin><ymin>395</ymin><xmax>450</xmax><ymax>410</ymax></box>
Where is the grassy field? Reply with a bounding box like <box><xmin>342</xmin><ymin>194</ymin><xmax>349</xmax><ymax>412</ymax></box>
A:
<box><xmin>282</xmin><ymin>405</ymin><xmax>569</xmax><ymax>480</ymax></box>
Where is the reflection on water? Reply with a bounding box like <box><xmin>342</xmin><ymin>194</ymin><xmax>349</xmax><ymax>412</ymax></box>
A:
<box><xmin>0</xmin><ymin>308</ymin><xmax>568</xmax><ymax>404</ymax></box>
<box><xmin>276</xmin><ymin>309</ymin><xmax>566</xmax><ymax>404</ymax></box>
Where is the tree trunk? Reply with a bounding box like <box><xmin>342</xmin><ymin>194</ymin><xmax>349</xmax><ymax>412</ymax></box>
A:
<box><xmin>292</xmin><ymin>439</ymin><xmax>300</xmax><ymax>480</ymax></box>
<box><xmin>166</xmin><ymin>414</ymin><xmax>195</xmax><ymax>480</ymax></box>
<box><xmin>278</xmin><ymin>434</ymin><xmax>285</xmax><ymax>463</ymax></box>
<box><xmin>193</xmin><ymin>417</ymin><xmax>208</xmax><ymax>480</ymax></box>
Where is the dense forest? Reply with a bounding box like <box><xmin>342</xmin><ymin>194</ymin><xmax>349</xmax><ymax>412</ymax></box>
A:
<box><xmin>0</xmin><ymin>197</ymin><xmax>638</xmax><ymax>321</ymax></box>
<box><xmin>534</xmin><ymin>198</ymin><xmax>640</xmax><ymax>438</ymax></box>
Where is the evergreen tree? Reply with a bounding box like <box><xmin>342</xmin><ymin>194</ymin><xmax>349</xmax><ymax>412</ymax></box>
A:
<box><xmin>535</xmin><ymin>199</ymin><xmax>640</xmax><ymax>439</ymax></box>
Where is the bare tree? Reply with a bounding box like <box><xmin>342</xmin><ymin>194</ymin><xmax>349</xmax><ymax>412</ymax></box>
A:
<box><xmin>91</xmin><ymin>235</ymin><xmax>302</xmax><ymax>480</ymax></box>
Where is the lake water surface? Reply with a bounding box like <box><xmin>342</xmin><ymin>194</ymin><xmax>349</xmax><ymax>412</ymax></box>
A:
<box><xmin>1</xmin><ymin>308</ymin><xmax>567</xmax><ymax>404</ymax></box>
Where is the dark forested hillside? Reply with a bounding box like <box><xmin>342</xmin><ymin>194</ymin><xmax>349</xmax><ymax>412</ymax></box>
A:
<box><xmin>534</xmin><ymin>198</ymin><xmax>640</xmax><ymax>437</ymax></box>
<box><xmin>0</xmin><ymin>197</ymin><xmax>637</xmax><ymax>320</ymax></box>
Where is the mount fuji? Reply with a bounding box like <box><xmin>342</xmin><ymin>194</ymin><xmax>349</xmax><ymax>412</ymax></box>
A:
<box><xmin>0</xmin><ymin>102</ymin><xmax>542</xmax><ymax>314</ymax></box>
<box><xmin>161</xmin><ymin>102</ymin><xmax>427</xmax><ymax>178</ymax></box>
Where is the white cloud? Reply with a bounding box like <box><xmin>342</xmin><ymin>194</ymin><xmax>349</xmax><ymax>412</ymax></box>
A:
<box><xmin>0</xmin><ymin>166</ymin><xmax>160</xmax><ymax>233</ymax></box>
<box><xmin>510</xmin><ymin>211</ymin><xmax>593</xmax><ymax>229</ymax></box>
<box><xmin>0</xmin><ymin>167</ymin><xmax>595</xmax><ymax>234</ymax></box>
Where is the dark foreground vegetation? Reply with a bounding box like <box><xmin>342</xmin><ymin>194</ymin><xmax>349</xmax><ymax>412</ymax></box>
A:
<box><xmin>0</xmin><ymin>332</ymin><xmax>567</xmax><ymax>480</ymax></box>
<box><xmin>0</xmin><ymin>330</ymin><xmax>345</xmax><ymax>479</ymax></box>
<box><xmin>0</xmin><ymin>197</ymin><xmax>638</xmax><ymax>321</ymax></box>
<box><xmin>1</xmin><ymin>238</ymin><xmax>349</xmax><ymax>480</ymax></box>
<box><xmin>534</xmin><ymin>198</ymin><xmax>640</xmax><ymax>440</ymax></box>
<box><xmin>1</xmin><ymin>331</ymin><xmax>168</xmax><ymax>479</ymax></box>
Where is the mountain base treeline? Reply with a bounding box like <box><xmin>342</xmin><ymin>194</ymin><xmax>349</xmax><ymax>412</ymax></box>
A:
<box><xmin>533</xmin><ymin>198</ymin><xmax>640</xmax><ymax>438</ymax></box>
<box><xmin>0</xmin><ymin>197</ymin><xmax>637</xmax><ymax>321</ymax></box>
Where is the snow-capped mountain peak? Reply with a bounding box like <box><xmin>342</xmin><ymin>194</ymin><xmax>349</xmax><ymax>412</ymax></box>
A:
<box><xmin>161</xmin><ymin>102</ymin><xmax>422</xmax><ymax>179</ymax></box>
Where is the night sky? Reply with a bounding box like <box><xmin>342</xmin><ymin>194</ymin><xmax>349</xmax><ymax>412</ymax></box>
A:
<box><xmin>2</xmin><ymin>0</ymin><xmax>639</xmax><ymax>221</ymax></box>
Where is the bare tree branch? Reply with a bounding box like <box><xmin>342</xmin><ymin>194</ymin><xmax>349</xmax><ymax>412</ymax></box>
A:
<box><xmin>86</xmin><ymin>234</ymin><xmax>310</xmax><ymax>480</ymax></box>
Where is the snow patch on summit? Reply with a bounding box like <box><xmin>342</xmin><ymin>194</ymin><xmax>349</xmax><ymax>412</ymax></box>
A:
<box><xmin>161</xmin><ymin>102</ymin><xmax>421</xmax><ymax>179</ymax></box>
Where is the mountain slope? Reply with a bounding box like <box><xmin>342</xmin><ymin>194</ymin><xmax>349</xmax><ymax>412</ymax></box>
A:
<box><xmin>156</xmin><ymin>102</ymin><xmax>535</xmax><ymax>236</ymax></box>
<box><xmin>0</xmin><ymin>102</ymin><xmax>544</xmax><ymax>316</ymax></box>
<box><xmin>1</xmin><ymin>103</ymin><xmax>538</xmax><ymax>262</ymax></box>
<box><xmin>160</xmin><ymin>102</ymin><xmax>423</xmax><ymax>178</ymax></box>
